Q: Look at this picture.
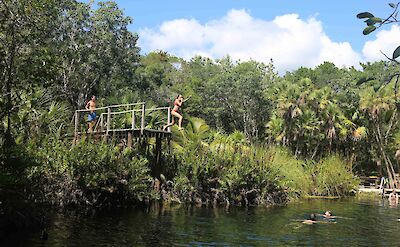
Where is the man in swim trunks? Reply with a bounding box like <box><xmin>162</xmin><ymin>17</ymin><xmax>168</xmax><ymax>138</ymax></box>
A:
<box><xmin>85</xmin><ymin>95</ymin><xmax>96</xmax><ymax>133</ymax></box>
<box><xmin>163</xmin><ymin>94</ymin><xmax>189</xmax><ymax>131</ymax></box>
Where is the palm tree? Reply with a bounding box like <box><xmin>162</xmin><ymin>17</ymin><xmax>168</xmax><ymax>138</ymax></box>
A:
<box><xmin>359</xmin><ymin>84</ymin><xmax>398</xmax><ymax>188</ymax></box>
<box><xmin>172</xmin><ymin>117</ymin><xmax>210</xmax><ymax>153</ymax></box>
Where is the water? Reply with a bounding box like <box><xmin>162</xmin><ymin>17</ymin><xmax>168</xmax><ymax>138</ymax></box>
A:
<box><xmin>7</xmin><ymin>198</ymin><xmax>400</xmax><ymax>246</ymax></box>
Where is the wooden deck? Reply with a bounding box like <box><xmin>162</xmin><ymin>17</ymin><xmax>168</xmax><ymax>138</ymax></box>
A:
<box><xmin>73</xmin><ymin>102</ymin><xmax>172</xmax><ymax>145</ymax></box>
<box><xmin>357</xmin><ymin>176</ymin><xmax>400</xmax><ymax>197</ymax></box>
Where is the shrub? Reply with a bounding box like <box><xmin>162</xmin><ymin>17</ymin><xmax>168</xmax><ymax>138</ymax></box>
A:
<box><xmin>27</xmin><ymin>138</ymin><xmax>153</xmax><ymax>207</ymax></box>
<box><xmin>309</xmin><ymin>155</ymin><xmax>360</xmax><ymax>196</ymax></box>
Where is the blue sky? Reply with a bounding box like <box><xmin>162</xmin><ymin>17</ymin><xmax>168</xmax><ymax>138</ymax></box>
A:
<box><xmin>119</xmin><ymin>0</ymin><xmax>387</xmax><ymax>51</ymax></box>
<box><xmin>86</xmin><ymin>1</ymin><xmax>400</xmax><ymax>72</ymax></box>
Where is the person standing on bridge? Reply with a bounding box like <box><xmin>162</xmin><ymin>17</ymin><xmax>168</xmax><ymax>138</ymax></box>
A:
<box><xmin>164</xmin><ymin>94</ymin><xmax>190</xmax><ymax>131</ymax></box>
<box><xmin>85</xmin><ymin>95</ymin><xmax>97</xmax><ymax>133</ymax></box>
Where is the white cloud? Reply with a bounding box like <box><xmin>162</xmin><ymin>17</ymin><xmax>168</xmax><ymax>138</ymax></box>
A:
<box><xmin>138</xmin><ymin>9</ymin><xmax>375</xmax><ymax>72</ymax></box>
<box><xmin>362</xmin><ymin>25</ymin><xmax>400</xmax><ymax>61</ymax></box>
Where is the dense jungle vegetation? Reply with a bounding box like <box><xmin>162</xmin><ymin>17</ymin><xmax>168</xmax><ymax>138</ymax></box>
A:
<box><xmin>1</xmin><ymin>1</ymin><xmax>400</xmax><ymax>226</ymax></box>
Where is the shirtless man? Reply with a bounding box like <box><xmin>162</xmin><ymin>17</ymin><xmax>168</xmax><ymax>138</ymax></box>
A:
<box><xmin>163</xmin><ymin>95</ymin><xmax>190</xmax><ymax>131</ymax></box>
<box><xmin>85</xmin><ymin>95</ymin><xmax>96</xmax><ymax>133</ymax></box>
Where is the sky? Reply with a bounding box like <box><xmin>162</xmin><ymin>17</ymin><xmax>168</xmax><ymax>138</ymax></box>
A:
<box><xmin>88</xmin><ymin>0</ymin><xmax>400</xmax><ymax>73</ymax></box>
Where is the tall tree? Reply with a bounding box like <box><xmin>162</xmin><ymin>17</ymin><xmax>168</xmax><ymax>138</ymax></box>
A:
<box><xmin>0</xmin><ymin>0</ymin><xmax>63</xmax><ymax>157</ymax></box>
<box><xmin>52</xmin><ymin>1</ymin><xmax>141</xmax><ymax>109</ymax></box>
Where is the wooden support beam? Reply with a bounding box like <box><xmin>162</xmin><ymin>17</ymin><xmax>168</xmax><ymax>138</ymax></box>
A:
<box><xmin>132</xmin><ymin>110</ymin><xmax>135</xmax><ymax>130</ymax></box>
<box><xmin>105</xmin><ymin>107</ymin><xmax>111</xmax><ymax>142</ymax></box>
<box><xmin>141</xmin><ymin>103</ymin><xmax>145</xmax><ymax>135</ymax></box>
<box><xmin>167</xmin><ymin>107</ymin><xmax>171</xmax><ymax>132</ymax></box>
<box><xmin>100</xmin><ymin>114</ymin><xmax>104</xmax><ymax>132</ymax></box>
<box><xmin>153</xmin><ymin>133</ymin><xmax>162</xmax><ymax>179</ymax></box>
<box><xmin>73</xmin><ymin>111</ymin><xmax>79</xmax><ymax>145</ymax></box>
<box><xmin>127</xmin><ymin>131</ymin><xmax>132</xmax><ymax>148</ymax></box>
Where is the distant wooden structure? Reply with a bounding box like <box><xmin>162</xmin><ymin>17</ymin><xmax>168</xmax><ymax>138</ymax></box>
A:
<box><xmin>359</xmin><ymin>176</ymin><xmax>400</xmax><ymax>198</ymax></box>
<box><xmin>73</xmin><ymin>102</ymin><xmax>171</xmax><ymax>142</ymax></box>
<box><xmin>72</xmin><ymin>102</ymin><xmax>172</xmax><ymax>178</ymax></box>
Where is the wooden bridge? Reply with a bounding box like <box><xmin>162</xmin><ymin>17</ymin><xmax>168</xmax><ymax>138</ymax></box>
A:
<box><xmin>72</xmin><ymin>102</ymin><xmax>173</xmax><ymax>178</ymax></box>
<box><xmin>73</xmin><ymin>102</ymin><xmax>172</xmax><ymax>146</ymax></box>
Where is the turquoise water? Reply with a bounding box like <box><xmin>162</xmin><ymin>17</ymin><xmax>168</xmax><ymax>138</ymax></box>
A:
<box><xmin>8</xmin><ymin>198</ymin><xmax>400</xmax><ymax>246</ymax></box>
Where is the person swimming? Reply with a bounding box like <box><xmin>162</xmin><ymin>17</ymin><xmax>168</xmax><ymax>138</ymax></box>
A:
<box><xmin>302</xmin><ymin>213</ymin><xmax>318</xmax><ymax>224</ymax></box>
<box><xmin>301</xmin><ymin>212</ymin><xmax>338</xmax><ymax>224</ymax></box>
<box><xmin>320</xmin><ymin>211</ymin><xmax>335</xmax><ymax>219</ymax></box>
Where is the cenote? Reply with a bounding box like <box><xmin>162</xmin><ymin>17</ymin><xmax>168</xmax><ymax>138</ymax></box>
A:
<box><xmin>7</xmin><ymin>197</ymin><xmax>400</xmax><ymax>246</ymax></box>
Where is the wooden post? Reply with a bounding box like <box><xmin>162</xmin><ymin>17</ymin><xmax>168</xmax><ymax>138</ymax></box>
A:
<box><xmin>167</xmin><ymin>107</ymin><xmax>171</xmax><ymax>132</ymax></box>
<box><xmin>132</xmin><ymin>110</ymin><xmax>135</xmax><ymax>130</ymax></box>
<box><xmin>105</xmin><ymin>107</ymin><xmax>111</xmax><ymax>141</ymax></box>
<box><xmin>100</xmin><ymin>114</ymin><xmax>104</xmax><ymax>132</ymax></box>
<box><xmin>141</xmin><ymin>103</ymin><xmax>145</xmax><ymax>135</ymax></box>
<box><xmin>127</xmin><ymin>132</ymin><xmax>132</xmax><ymax>148</ymax></box>
<box><xmin>153</xmin><ymin>133</ymin><xmax>162</xmax><ymax>179</ymax></box>
<box><xmin>73</xmin><ymin>111</ymin><xmax>79</xmax><ymax>144</ymax></box>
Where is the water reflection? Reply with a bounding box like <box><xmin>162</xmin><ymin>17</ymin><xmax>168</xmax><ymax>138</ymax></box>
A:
<box><xmin>9</xmin><ymin>198</ymin><xmax>400</xmax><ymax>246</ymax></box>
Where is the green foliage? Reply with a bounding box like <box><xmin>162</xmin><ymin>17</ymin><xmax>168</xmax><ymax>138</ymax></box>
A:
<box><xmin>393</xmin><ymin>46</ymin><xmax>400</xmax><ymax>60</ymax></box>
<box><xmin>27</xmin><ymin>138</ymin><xmax>153</xmax><ymax>206</ymax></box>
<box><xmin>266</xmin><ymin>147</ymin><xmax>310</xmax><ymax>197</ymax></box>
<box><xmin>357</xmin><ymin>3</ymin><xmax>399</xmax><ymax>41</ymax></box>
<box><xmin>309</xmin><ymin>155</ymin><xmax>360</xmax><ymax>196</ymax></box>
<box><xmin>363</xmin><ymin>26</ymin><xmax>377</xmax><ymax>35</ymax></box>
<box><xmin>357</xmin><ymin>12</ymin><xmax>374</xmax><ymax>19</ymax></box>
<box><xmin>1</xmin><ymin>0</ymin><xmax>395</xmax><ymax>211</ymax></box>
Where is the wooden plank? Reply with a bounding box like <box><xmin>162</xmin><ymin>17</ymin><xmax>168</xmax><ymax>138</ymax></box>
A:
<box><xmin>75</xmin><ymin>102</ymin><xmax>145</xmax><ymax>112</ymax></box>
<box><xmin>146</xmin><ymin>107</ymin><xmax>170</xmax><ymax>111</ymax></box>
<box><xmin>132</xmin><ymin>110</ymin><xmax>135</xmax><ymax>130</ymax></box>
<box><xmin>73</xmin><ymin>111</ymin><xmax>79</xmax><ymax>144</ymax></box>
<box><xmin>105</xmin><ymin>107</ymin><xmax>111</xmax><ymax>142</ymax></box>
<box><xmin>141</xmin><ymin>104</ymin><xmax>145</xmax><ymax>135</ymax></box>
<box><xmin>144</xmin><ymin>129</ymin><xmax>172</xmax><ymax>134</ymax></box>
<box><xmin>167</xmin><ymin>107</ymin><xmax>171</xmax><ymax>132</ymax></box>
<box><xmin>128</xmin><ymin>131</ymin><xmax>132</xmax><ymax>147</ymax></box>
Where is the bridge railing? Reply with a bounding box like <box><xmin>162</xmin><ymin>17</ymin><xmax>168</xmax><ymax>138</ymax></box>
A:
<box><xmin>73</xmin><ymin>102</ymin><xmax>171</xmax><ymax>139</ymax></box>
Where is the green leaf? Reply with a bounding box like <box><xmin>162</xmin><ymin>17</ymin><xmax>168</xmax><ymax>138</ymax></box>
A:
<box><xmin>364</xmin><ymin>19</ymin><xmax>376</xmax><ymax>26</ymax></box>
<box><xmin>393</xmin><ymin>45</ymin><xmax>400</xmax><ymax>59</ymax></box>
<box><xmin>363</xmin><ymin>26</ymin><xmax>376</xmax><ymax>35</ymax></box>
<box><xmin>357</xmin><ymin>12</ymin><xmax>374</xmax><ymax>19</ymax></box>
<box><xmin>389</xmin><ymin>3</ymin><xmax>397</xmax><ymax>8</ymax></box>
<box><xmin>369</xmin><ymin>17</ymin><xmax>383</xmax><ymax>23</ymax></box>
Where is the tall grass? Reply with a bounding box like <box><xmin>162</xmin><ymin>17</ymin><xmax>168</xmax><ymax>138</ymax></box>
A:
<box><xmin>309</xmin><ymin>155</ymin><xmax>360</xmax><ymax>196</ymax></box>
